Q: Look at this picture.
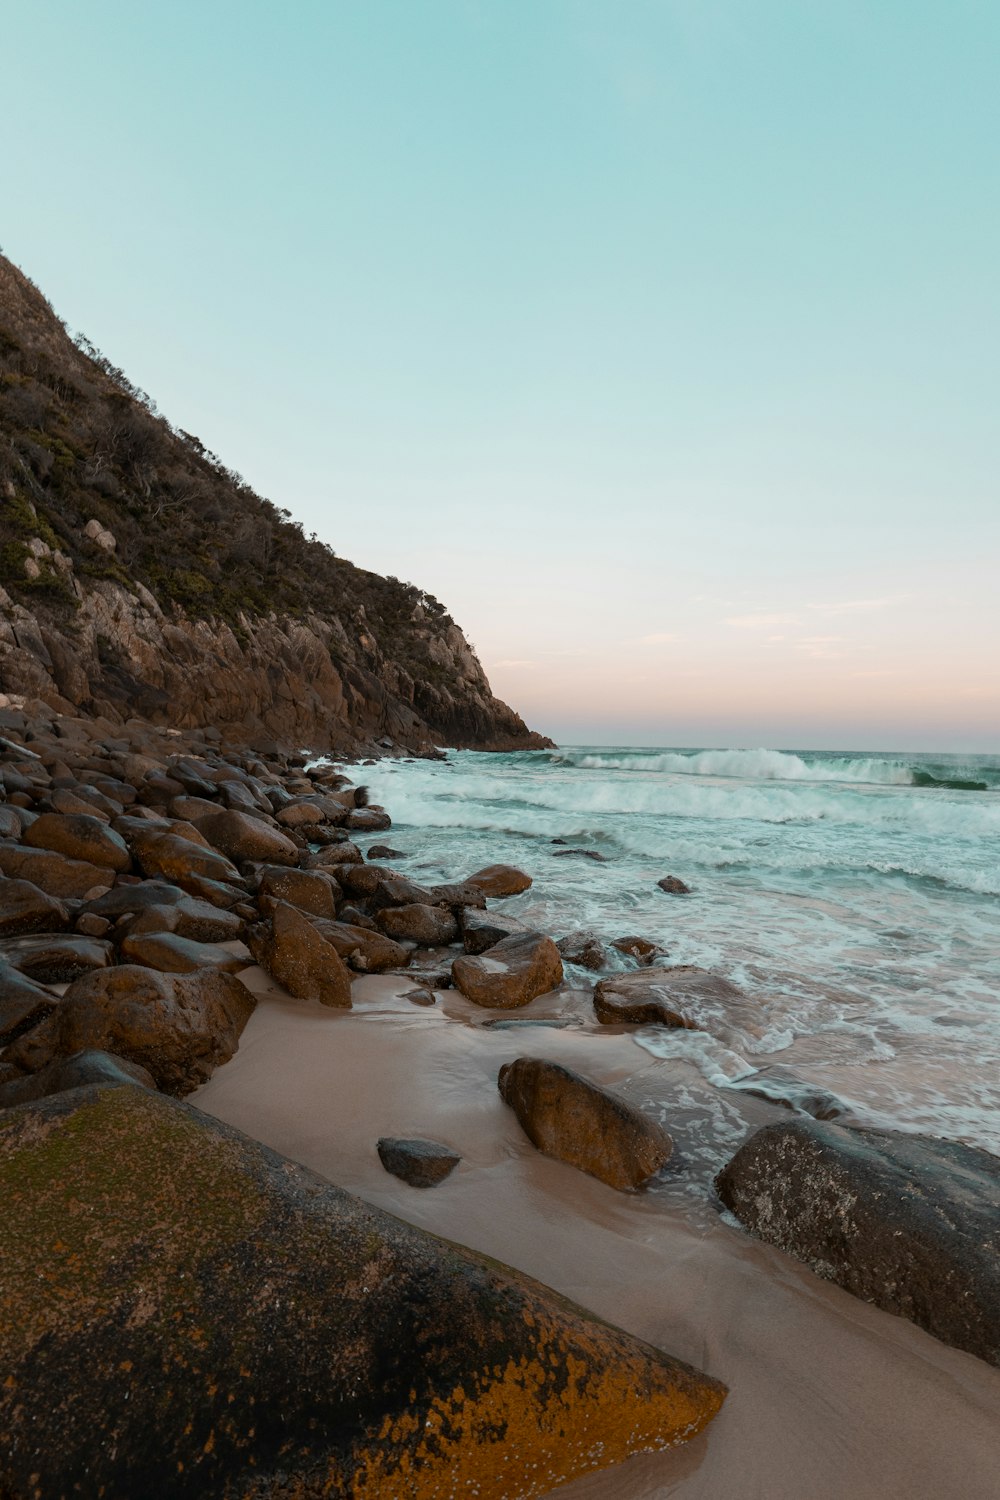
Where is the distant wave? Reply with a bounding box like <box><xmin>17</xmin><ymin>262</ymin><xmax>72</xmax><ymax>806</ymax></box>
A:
<box><xmin>553</xmin><ymin>746</ymin><xmax>992</xmax><ymax>790</ymax></box>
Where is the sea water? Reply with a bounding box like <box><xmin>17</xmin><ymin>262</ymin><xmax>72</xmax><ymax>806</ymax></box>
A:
<box><xmin>356</xmin><ymin>746</ymin><xmax>1000</xmax><ymax>1158</ymax></box>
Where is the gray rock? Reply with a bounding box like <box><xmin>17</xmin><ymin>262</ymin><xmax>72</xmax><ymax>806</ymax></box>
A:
<box><xmin>377</xmin><ymin>1136</ymin><xmax>461</xmax><ymax>1187</ymax></box>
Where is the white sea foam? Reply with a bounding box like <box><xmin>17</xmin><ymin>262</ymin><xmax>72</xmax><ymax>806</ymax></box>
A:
<box><xmin>567</xmin><ymin>746</ymin><xmax>918</xmax><ymax>784</ymax></box>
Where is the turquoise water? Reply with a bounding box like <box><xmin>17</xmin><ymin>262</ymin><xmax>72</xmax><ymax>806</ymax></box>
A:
<box><xmin>357</xmin><ymin>746</ymin><xmax>1000</xmax><ymax>1154</ymax></box>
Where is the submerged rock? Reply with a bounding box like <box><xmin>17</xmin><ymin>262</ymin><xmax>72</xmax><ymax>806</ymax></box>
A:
<box><xmin>0</xmin><ymin>1085</ymin><xmax>725</xmax><ymax>1496</ymax></box>
<box><xmin>716</xmin><ymin>1119</ymin><xmax>1000</xmax><ymax>1367</ymax></box>
<box><xmin>557</xmin><ymin>931</ymin><xmax>607</xmax><ymax>971</ymax></box>
<box><xmin>657</xmin><ymin>875</ymin><xmax>691</xmax><ymax>894</ymax></box>
<box><xmin>612</xmin><ymin>935</ymin><xmax>662</xmax><ymax>966</ymax></box>
<box><xmin>498</xmin><ymin>1057</ymin><xmax>673</xmax><ymax>1190</ymax></box>
<box><xmin>594</xmin><ymin>966</ymin><xmax>741</xmax><ymax>1028</ymax></box>
<box><xmin>377</xmin><ymin>1136</ymin><xmax>461</xmax><ymax>1187</ymax></box>
<box><xmin>452</xmin><ymin>932</ymin><xmax>563</xmax><ymax>1009</ymax></box>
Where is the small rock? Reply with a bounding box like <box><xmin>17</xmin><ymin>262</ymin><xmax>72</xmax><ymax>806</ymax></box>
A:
<box><xmin>402</xmin><ymin>987</ymin><xmax>436</xmax><ymax>1006</ymax></box>
<box><xmin>76</xmin><ymin>912</ymin><xmax>112</xmax><ymax>938</ymax></box>
<box><xmin>377</xmin><ymin>1137</ymin><xmax>461</xmax><ymax>1187</ymax></box>
<box><xmin>367</xmin><ymin>845</ymin><xmax>406</xmax><ymax>860</ymax></box>
<box><xmin>657</xmin><ymin>875</ymin><xmax>691</xmax><ymax>895</ymax></box>
<box><xmin>556</xmin><ymin>932</ymin><xmax>607</xmax><ymax>971</ymax></box>
<box><xmin>612</xmin><ymin>935</ymin><xmax>662</xmax><ymax>966</ymax></box>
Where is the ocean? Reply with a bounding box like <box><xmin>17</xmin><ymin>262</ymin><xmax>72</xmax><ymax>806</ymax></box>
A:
<box><xmin>356</xmin><ymin>745</ymin><xmax>1000</xmax><ymax>1166</ymax></box>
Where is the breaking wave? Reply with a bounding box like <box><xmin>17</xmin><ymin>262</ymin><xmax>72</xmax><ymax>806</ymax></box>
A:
<box><xmin>553</xmin><ymin>746</ymin><xmax>993</xmax><ymax>790</ymax></box>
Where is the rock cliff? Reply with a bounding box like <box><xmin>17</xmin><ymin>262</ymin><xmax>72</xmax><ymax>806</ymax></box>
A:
<box><xmin>0</xmin><ymin>255</ymin><xmax>551</xmax><ymax>754</ymax></box>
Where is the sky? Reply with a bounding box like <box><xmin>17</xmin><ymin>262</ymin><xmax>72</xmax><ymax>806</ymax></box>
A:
<box><xmin>2</xmin><ymin>0</ymin><xmax>998</xmax><ymax>750</ymax></box>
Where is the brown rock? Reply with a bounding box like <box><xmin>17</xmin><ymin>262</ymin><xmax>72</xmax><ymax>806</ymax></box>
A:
<box><xmin>123</xmin><ymin>896</ymin><xmax>243</xmax><ymax>945</ymax></box>
<box><xmin>657</xmin><ymin>875</ymin><xmax>691</xmax><ymax>895</ymax></box>
<box><xmin>23</xmin><ymin>811</ymin><xmax>131</xmax><ymax>872</ymax></box>
<box><xmin>0</xmin><ymin>1085</ymin><xmax>725</xmax><ymax>1496</ymax></box>
<box><xmin>247</xmin><ymin>901</ymin><xmax>352</xmax><ymax>1007</ymax></box>
<box><xmin>498</xmin><ymin>1057</ymin><xmax>673</xmax><ymax>1190</ymax></box>
<box><xmin>0</xmin><ymin>1048</ymin><xmax>155</xmax><ymax>1108</ymax></box>
<box><xmin>257</xmin><ymin>866</ymin><xmax>340</xmax><ymax>918</ymax></box>
<box><xmin>339</xmin><ymin>863</ymin><xmax>393</xmax><ymax>898</ymax></box>
<box><xmin>0</xmin><ymin>934</ymin><xmax>114</xmax><ymax>985</ymax></box>
<box><xmin>75</xmin><ymin>912</ymin><xmax>112</xmax><ymax>938</ymax></box>
<box><xmin>428</xmin><ymin>881</ymin><xmax>488</xmax><ymax>910</ymax></box>
<box><xmin>0</xmin><ymin>964</ymin><xmax>57</xmax><ymax>1043</ymax></box>
<box><xmin>368</xmin><ymin>873</ymin><xmax>436</xmax><ymax>910</ymax></box>
<box><xmin>306</xmin><ymin>841</ymin><xmax>363</xmax><ymax>868</ymax></box>
<box><xmin>377</xmin><ymin>1136</ymin><xmax>461</xmax><ymax>1187</ymax></box>
<box><xmin>345</xmin><ymin>806</ymin><xmax>392</xmax><ymax>831</ymax></box>
<box><xmin>594</xmin><ymin>966</ymin><xmax>740</xmax><ymax>1028</ymax></box>
<box><xmin>452</xmin><ymin>932</ymin><xmax>563</xmax><ymax>1009</ymax></box>
<box><xmin>556</xmin><ymin>931</ymin><xmax>607</xmax><ymax>971</ymax></box>
<box><xmin>375</xmin><ymin>903</ymin><xmax>458</xmax><ymax>947</ymax></box>
<box><xmin>195</xmin><ymin>809</ymin><xmax>299</xmax><ymax>867</ymax></box>
<box><xmin>129</xmin><ymin>830</ymin><xmax>243</xmax><ymax>890</ymax></box>
<box><xmin>0</xmin><ymin>843</ymin><xmax>113</xmax><ymax>899</ymax></box>
<box><xmin>466</xmin><ymin>863</ymin><xmax>532</xmax><ymax>897</ymax></box>
<box><xmin>119</xmin><ymin>930</ymin><xmax>247</xmax><ymax>975</ymax></box>
<box><xmin>611</xmin><ymin>935</ymin><xmax>662</xmax><ymax>966</ymax></box>
<box><xmin>311</xmin><ymin>919</ymin><xmax>411</xmax><ymax>973</ymax></box>
<box><xmin>85</xmin><ymin>881</ymin><xmax>188</xmax><ymax>917</ymax></box>
<box><xmin>4</xmin><ymin>964</ymin><xmax>255</xmax><ymax>1094</ymax></box>
<box><xmin>460</xmin><ymin>907</ymin><xmax>530</xmax><ymax>954</ymax></box>
<box><xmin>0</xmin><ymin>878</ymin><xmax>70</xmax><ymax>937</ymax></box>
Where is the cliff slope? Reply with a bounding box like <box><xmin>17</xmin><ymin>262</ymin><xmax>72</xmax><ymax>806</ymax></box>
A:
<box><xmin>0</xmin><ymin>255</ymin><xmax>550</xmax><ymax>753</ymax></box>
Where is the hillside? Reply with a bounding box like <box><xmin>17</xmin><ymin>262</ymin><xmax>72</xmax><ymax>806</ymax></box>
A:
<box><xmin>0</xmin><ymin>255</ymin><xmax>551</xmax><ymax>753</ymax></box>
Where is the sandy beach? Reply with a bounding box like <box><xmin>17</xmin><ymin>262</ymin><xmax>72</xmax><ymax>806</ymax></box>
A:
<box><xmin>195</xmin><ymin>967</ymin><xmax>1000</xmax><ymax>1499</ymax></box>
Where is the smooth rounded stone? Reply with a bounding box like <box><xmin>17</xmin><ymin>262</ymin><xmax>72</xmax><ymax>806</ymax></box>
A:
<box><xmin>556</xmin><ymin>931</ymin><xmax>607</xmax><ymax>971</ymax></box>
<box><xmin>657</xmin><ymin>875</ymin><xmax>692</xmax><ymax>895</ymax></box>
<box><xmin>368</xmin><ymin>874</ymin><xmax>436</xmax><ymax>910</ymax></box>
<box><xmin>460</xmin><ymin>907</ymin><xmax>530</xmax><ymax>955</ymax></box>
<box><xmin>193</xmin><ymin>809</ymin><xmax>299</xmax><ymax>868</ymax></box>
<box><xmin>483</xmin><ymin>1017</ymin><xmax>572</xmax><ymax>1030</ymax></box>
<box><xmin>403</xmin><ymin>987</ymin><xmax>436</xmax><ymax>1006</ymax></box>
<box><xmin>612</xmin><ymin>935</ymin><xmax>662</xmax><ymax>966</ymax></box>
<box><xmin>337</xmin><ymin>903</ymin><xmax>377</xmax><ymax>930</ymax></box>
<box><xmin>498</xmin><ymin>1057</ymin><xmax>673</xmax><ymax>1191</ymax></box>
<box><xmin>0</xmin><ymin>1086</ymin><xmax>725</xmax><ymax>1497</ymax></box>
<box><xmin>91</xmin><ymin>776</ymin><xmax>137</xmax><ymax>807</ymax></box>
<box><xmin>169</xmin><ymin>794</ymin><xmax>221</xmax><ymax>823</ymax></box>
<box><xmin>0</xmin><ymin>843</ymin><xmax>114</xmax><ymax>900</ymax></box>
<box><xmin>594</xmin><ymin>966</ymin><xmax>739</xmax><ymax>1028</ymax></box>
<box><xmin>466</xmin><ymin>863</ymin><xmax>533</xmax><ymax>897</ymax></box>
<box><xmin>256</xmin><ymin>865</ymin><xmax>340</xmax><ymax>918</ymax></box>
<box><xmin>85</xmin><ymin>881</ymin><xmax>187</xmax><ymax>918</ymax></box>
<box><xmin>345</xmin><ymin>806</ymin><xmax>392</xmax><ymax>831</ymax></box>
<box><xmin>172</xmin><ymin>871</ymin><xmax>247</xmax><ymax>909</ymax></box>
<box><xmin>0</xmin><ymin>1048</ymin><xmax>155</xmax><ymax>1108</ymax></box>
<box><xmin>4</xmin><ymin>964</ymin><xmax>256</xmax><ymax>1094</ymax></box>
<box><xmin>48</xmin><ymin>787</ymin><xmax>112</xmax><ymax>820</ymax></box>
<box><xmin>311</xmin><ymin>919</ymin><xmax>411</xmax><ymax>974</ymax></box>
<box><xmin>377</xmin><ymin>1136</ymin><xmax>461</xmax><ymax>1187</ymax></box>
<box><xmin>0</xmin><ymin>934</ymin><xmax>114</xmax><ymax>985</ymax></box>
<box><xmin>75</xmin><ymin>913</ymin><xmax>112</xmax><ymax>938</ymax></box>
<box><xmin>367</xmin><ymin>844</ymin><xmax>406</xmax><ymax>859</ymax></box>
<box><xmin>139</xmin><ymin>770</ymin><xmax>186</xmax><ymax>802</ymax></box>
<box><xmin>0</xmin><ymin>878</ymin><xmax>70</xmax><ymax>938</ymax></box>
<box><xmin>119</xmin><ymin>930</ymin><xmax>247</xmax><ymax>975</ymax></box>
<box><xmin>339</xmin><ymin>863</ymin><xmax>393</xmax><ymax>898</ymax></box>
<box><xmin>275</xmin><ymin>800</ymin><xmax>328</xmax><ymax>829</ymax></box>
<box><xmin>427</xmin><ymin>881</ymin><xmax>488</xmax><ymax>911</ymax></box>
<box><xmin>0</xmin><ymin>807</ymin><xmax>23</xmax><ymax>839</ymax></box>
<box><xmin>0</xmin><ymin>964</ymin><xmax>57</xmax><ymax>1043</ymax></box>
<box><xmin>123</xmin><ymin>898</ymin><xmax>243</xmax><ymax>945</ymax></box>
<box><xmin>452</xmin><ymin>933</ymin><xmax>563</xmax><ymax>1010</ymax></box>
<box><xmin>375</xmin><ymin>903</ymin><xmax>459</xmax><ymax>947</ymax></box>
<box><xmin>305</xmin><ymin>841</ymin><xmax>363</xmax><ymax>868</ymax></box>
<box><xmin>715</xmin><ymin>1119</ymin><xmax>1000</xmax><ymax>1368</ymax></box>
<box><xmin>246</xmin><ymin>901</ymin><xmax>352</xmax><ymax>1008</ymax></box>
<box><xmin>128</xmin><ymin>830</ymin><xmax>244</xmax><ymax>890</ymax></box>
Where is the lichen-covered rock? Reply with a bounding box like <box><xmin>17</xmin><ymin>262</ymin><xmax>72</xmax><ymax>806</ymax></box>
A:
<box><xmin>3</xmin><ymin>964</ymin><xmax>255</xmax><ymax>1094</ymax></box>
<box><xmin>377</xmin><ymin>1136</ymin><xmax>461</xmax><ymax>1187</ymax></box>
<box><xmin>452</xmin><ymin>932</ymin><xmax>563</xmax><ymax>1009</ymax></box>
<box><xmin>0</xmin><ymin>1085</ymin><xmax>725</xmax><ymax>1497</ymax></box>
<box><xmin>0</xmin><ymin>1048</ymin><xmax>154</xmax><ymax>1108</ymax></box>
<box><xmin>247</xmin><ymin>900</ymin><xmax>352</xmax><ymax>1007</ymax></box>
<box><xmin>498</xmin><ymin>1057</ymin><xmax>673</xmax><ymax>1190</ymax></box>
<box><xmin>716</xmin><ymin>1119</ymin><xmax>1000</xmax><ymax>1367</ymax></box>
<box><xmin>23</xmin><ymin>811</ymin><xmax>131</xmax><ymax>872</ymax></box>
<box><xmin>466</xmin><ymin>863</ymin><xmax>533</xmax><ymax>897</ymax></box>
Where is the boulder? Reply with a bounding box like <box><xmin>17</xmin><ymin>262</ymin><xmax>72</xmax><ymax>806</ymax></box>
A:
<box><xmin>257</xmin><ymin>866</ymin><xmax>340</xmax><ymax>919</ymax></box>
<box><xmin>275</xmin><ymin>800</ymin><xmax>329</xmax><ymax>828</ymax></box>
<box><xmin>119</xmin><ymin>930</ymin><xmax>248</xmax><ymax>975</ymax></box>
<box><xmin>195</xmin><ymin>809</ymin><xmax>299</xmax><ymax>867</ymax></box>
<box><xmin>716</xmin><ymin>1119</ymin><xmax>1000</xmax><ymax>1367</ymax></box>
<box><xmin>0</xmin><ymin>934</ymin><xmax>115</xmax><ymax>985</ymax></box>
<box><xmin>377</xmin><ymin>1136</ymin><xmax>461</xmax><ymax>1187</ymax></box>
<box><xmin>612</xmin><ymin>935</ymin><xmax>661</xmax><ymax>966</ymax></box>
<box><xmin>460</xmin><ymin>907</ymin><xmax>531</xmax><ymax>954</ymax></box>
<box><xmin>499</xmin><ymin>1057</ymin><xmax>673</xmax><ymax>1191</ymax></box>
<box><xmin>657</xmin><ymin>875</ymin><xmax>691</xmax><ymax>894</ymax></box>
<box><xmin>0</xmin><ymin>1048</ymin><xmax>154</xmax><ymax>1108</ymax></box>
<box><xmin>367</xmin><ymin>873</ymin><xmax>436</xmax><ymax>910</ymax></box>
<box><xmin>247</xmin><ymin>901</ymin><xmax>352</xmax><ymax>1008</ymax></box>
<box><xmin>594</xmin><ymin>966</ymin><xmax>740</xmax><ymax>1028</ymax></box>
<box><xmin>85</xmin><ymin>881</ymin><xmax>188</xmax><ymax>917</ymax></box>
<box><xmin>0</xmin><ymin>878</ymin><xmax>70</xmax><ymax>937</ymax></box>
<box><xmin>3</xmin><ymin>964</ymin><xmax>255</xmax><ymax>1094</ymax></box>
<box><xmin>375</xmin><ymin>903</ymin><xmax>458</xmax><ymax>947</ymax></box>
<box><xmin>126</xmin><ymin>829</ymin><xmax>243</xmax><ymax>890</ymax></box>
<box><xmin>75</xmin><ymin>912</ymin><xmax>112</xmax><ymax>938</ymax></box>
<box><xmin>0</xmin><ymin>843</ymin><xmax>113</xmax><ymax>900</ymax></box>
<box><xmin>123</xmin><ymin>896</ymin><xmax>243</xmax><ymax>945</ymax></box>
<box><xmin>23</xmin><ymin>811</ymin><xmax>131</xmax><ymax>872</ymax></box>
<box><xmin>345</xmin><ymin>806</ymin><xmax>392</xmax><ymax>831</ymax></box>
<box><xmin>311</xmin><ymin>920</ymin><xmax>411</xmax><ymax>974</ymax></box>
<box><xmin>427</xmin><ymin>880</ymin><xmax>488</xmax><ymax>910</ymax></box>
<box><xmin>340</xmin><ymin>863</ymin><xmax>393</xmax><ymax>898</ymax></box>
<box><xmin>552</xmin><ymin>848</ymin><xmax>608</xmax><ymax>862</ymax></box>
<box><xmin>306</xmin><ymin>841</ymin><xmax>363</xmax><ymax>868</ymax></box>
<box><xmin>557</xmin><ymin>931</ymin><xmax>607</xmax><ymax>971</ymax></box>
<box><xmin>466</xmin><ymin>863</ymin><xmax>532</xmax><ymax>897</ymax></box>
<box><xmin>0</xmin><ymin>1085</ymin><xmax>725</xmax><ymax>1497</ymax></box>
<box><xmin>452</xmin><ymin>933</ymin><xmax>563</xmax><ymax>1009</ymax></box>
<box><xmin>0</xmin><ymin>964</ymin><xmax>57</xmax><ymax>1043</ymax></box>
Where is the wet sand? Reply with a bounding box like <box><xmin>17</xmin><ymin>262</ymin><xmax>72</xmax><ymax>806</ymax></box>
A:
<box><xmin>194</xmin><ymin>970</ymin><xmax>1000</xmax><ymax>1499</ymax></box>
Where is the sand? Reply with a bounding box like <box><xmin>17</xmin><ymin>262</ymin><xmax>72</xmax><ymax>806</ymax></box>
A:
<box><xmin>193</xmin><ymin>969</ymin><xmax>1000</xmax><ymax>1499</ymax></box>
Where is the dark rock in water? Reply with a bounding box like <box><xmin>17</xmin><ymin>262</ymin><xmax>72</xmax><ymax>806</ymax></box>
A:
<box><xmin>498</xmin><ymin>1057</ymin><xmax>673</xmax><ymax>1191</ymax></box>
<box><xmin>376</xmin><ymin>902</ymin><xmax>458</xmax><ymax>947</ymax></box>
<box><xmin>716</xmin><ymin>1119</ymin><xmax>1000</xmax><ymax>1367</ymax></box>
<box><xmin>729</xmin><ymin>1068</ymin><xmax>846</xmax><ymax>1122</ymax></box>
<box><xmin>367</xmin><ymin>844</ymin><xmax>406</xmax><ymax>859</ymax></box>
<box><xmin>306</xmin><ymin>840</ymin><xmax>363</xmax><ymax>868</ymax></box>
<box><xmin>657</xmin><ymin>875</ymin><xmax>691</xmax><ymax>894</ymax></box>
<box><xmin>552</xmin><ymin>848</ymin><xmax>608</xmax><ymax>862</ymax></box>
<box><xmin>0</xmin><ymin>964</ymin><xmax>57</xmax><ymax>1043</ymax></box>
<box><xmin>595</xmin><ymin>966</ymin><xmax>741</xmax><ymax>1028</ymax></box>
<box><xmin>0</xmin><ymin>878</ymin><xmax>70</xmax><ymax>938</ymax></box>
<box><xmin>346</xmin><ymin>805</ymin><xmax>392</xmax><ymax>831</ymax></box>
<box><xmin>0</xmin><ymin>933</ymin><xmax>115</xmax><ymax>985</ymax></box>
<box><xmin>460</xmin><ymin>906</ymin><xmax>530</xmax><ymax>955</ymax></box>
<box><xmin>119</xmin><ymin>930</ymin><xmax>247</xmax><ymax>975</ymax></box>
<box><xmin>247</xmin><ymin>901</ymin><xmax>352</xmax><ymax>1007</ymax></box>
<box><xmin>452</xmin><ymin>933</ymin><xmax>563</xmax><ymax>1009</ymax></box>
<box><xmin>466</xmin><ymin>863</ymin><xmax>533</xmax><ymax>897</ymax></box>
<box><xmin>368</xmin><ymin>873</ymin><xmax>436</xmax><ymax>910</ymax></box>
<box><xmin>402</xmin><ymin>987</ymin><xmax>436</xmax><ymax>1006</ymax></box>
<box><xmin>427</xmin><ymin>880</ymin><xmax>488</xmax><ymax>911</ymax></box>
<box><xmin>483</xmin><ymin>1017</ymin><xmax>572</xmax><ymax>1031</ymax></box>
<box><xmin>3</xmin><ymin>964</ymin><xmax>255</xmax><ymax>1095</ymax></box>
<box><xmin>557</xmin><ymin>931</ymin><xmax>607</xmax><ymax>971</ymax></box>
<box><xmin>377</xmin><ymin>1136</ymin><xmax>461</xmax><ymax>1187</ymax></box>
<box><xmin>0</xmin><ymin>1048</ymin><xmax>154</xmax><ymax>1107</ymax></box>
<box><xmin>0</xmin><ymin>1085</ymin><xmax>724</xmax><ymax>1496</ymax></box>
<box><xmin>612</xmin><ymin>935</ymin><xmax>663</xmax><ymax>966</ymax></box>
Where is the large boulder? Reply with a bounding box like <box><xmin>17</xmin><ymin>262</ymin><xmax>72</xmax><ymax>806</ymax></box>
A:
<box><xmin>452</xmin><ymin>932</ymin><xmax>563</xmax><ymax>1009</ymax></box>
<box><xmin>460</xmin><ymin>907</ymin><xmax>530</xmax><ymax>954</ymax></box>
<box><xmin>0</xmin><ymin>964</ymin><xmax>57</xmax><ymax>1043</ymax></box>
<box><xmin>499</xmin><ymin>1057</ymin><xmax>673</xmax><ymax>1191</ymax></box>
<box><xmin>466</xmin><ymin>863</ymin><xmax>533</xmax><ymax>897</ymax></box>
<box><xmin>0</xmin><ymin>1048</ymin><xmax>154</xmax><ymax>1108</ymax></box>
<box><xmin>246</xmin><ymin>900</ymin><xmax>352</xmax><ymax>1007</ymax></box>
<box><xmin>0</xmin><ymin>878</ymin><xmax>70</xmax><ymax>937</ymax></box>
<box><xmin>126</xmin><ymin>829</ymin><xmax>244</xmax><ymax>890</ymax></box>
<box><xmin>257</xmin><ymin>866</ymin><xmax>340</xmax><ymax>918</ymax></box>
<box><xmin>311</xmin><ymin>919</ymin><xmax>411</xmax><ymax>974</ymax></box>
<box><xmin>119</xmin><ymin>930</ymin><xmax>248</xmax><ymax>975</ymax></box>
<box><xmin>716</xmin><ymin>1119</ymin><xmax>1000</xmax><ymax>1367</ymax></box>
<box><xmin>375</xmin><ymin>903</ymin><xmax>458</xmax><ymax>947</ymax></box>
<box><xmin>3</xmin><ymin>965</ymin><xmax>255</xmax><ymax>1095</ymax></box>
<box><xmin>0</xmin><ymin>1085</ymin><xmax>725</xmax><ymax>1496</ymax></box>
<box><xmin>195</xmin><ymin>809</ymin><xmax>300</xmax><ymax>867</ymax></box>
<box><xmin>23</xmin><ymin>811</ymin><xmax>131</xmax><ymax>872</ymax></box>
<box><xmin>123</xmin><ymin>896</ymin><xmax>243</xmax><ymax>945</ymax></box>
<box><xmin>594</xmin><ymin>966</ymin><xmax>737</xmax><ymax>1028</ymax></box>
<box><xmin>0</xmin><ymin>933</ymin><xmax>115</xmax><ymax>985</ymax></box>
<box><xmin>0</xmin><ymin>843</ymin><xmax>113</xmax><ymax>899</ymax></box>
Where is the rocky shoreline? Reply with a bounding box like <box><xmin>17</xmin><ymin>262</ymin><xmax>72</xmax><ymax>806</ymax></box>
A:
<box><xmin>2</xmin><ymin>706</ymin><xmax>999</xmax><ymax>1496</ymax></box>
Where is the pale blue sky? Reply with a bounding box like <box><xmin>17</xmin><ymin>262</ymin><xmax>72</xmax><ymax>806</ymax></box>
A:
<box><xmin>3</xmin><ymin>1</ymin><xmax>997</xmax><ymax>748</ymax></box>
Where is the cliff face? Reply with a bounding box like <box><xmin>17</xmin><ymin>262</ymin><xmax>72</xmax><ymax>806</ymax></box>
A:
<box><xmin>0</xmin><ymin>256</ymin><xmax>550</xmax><ymax>754</ymax></box>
